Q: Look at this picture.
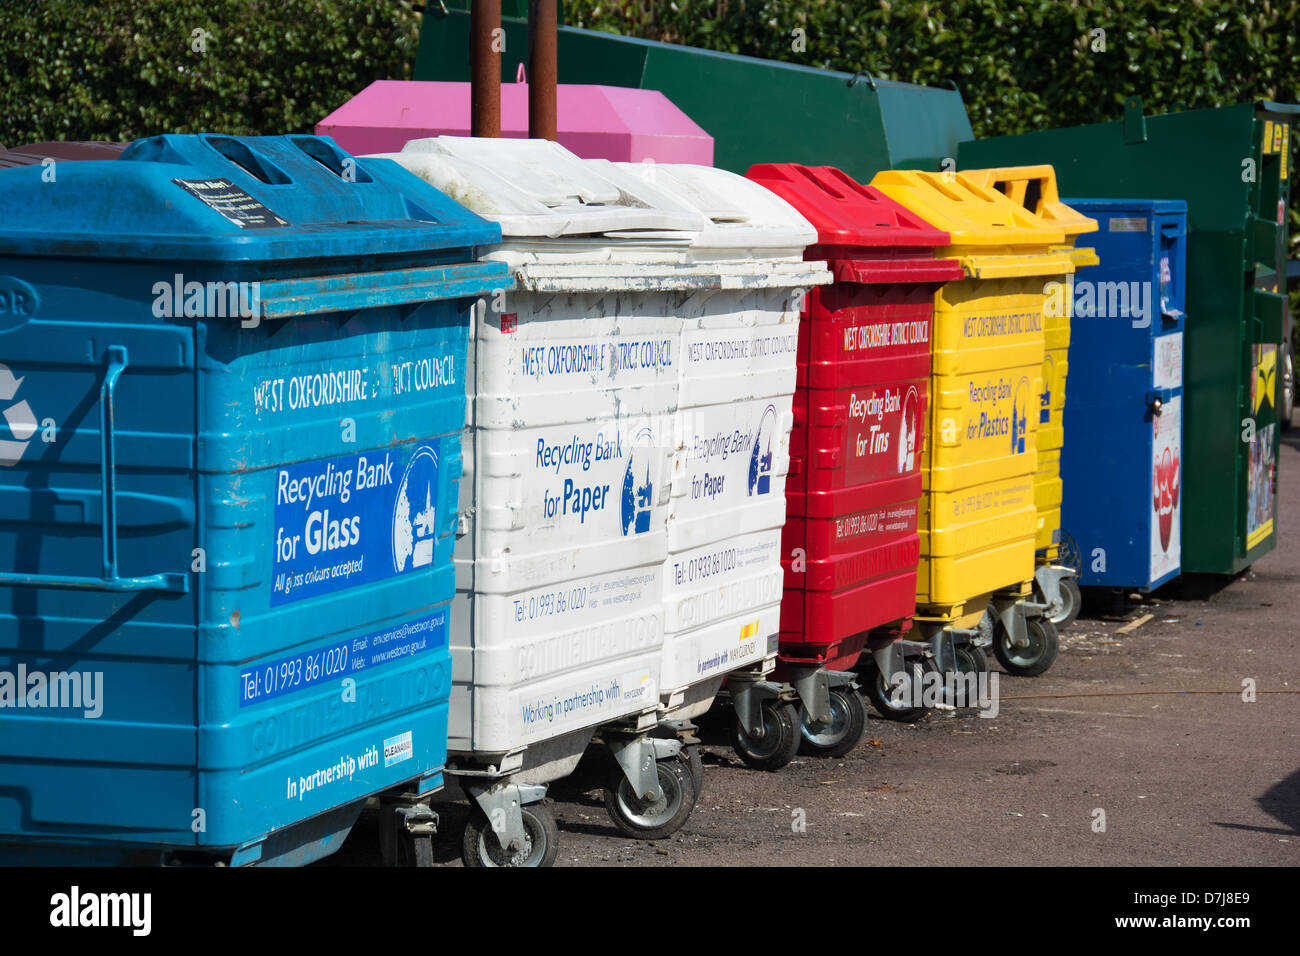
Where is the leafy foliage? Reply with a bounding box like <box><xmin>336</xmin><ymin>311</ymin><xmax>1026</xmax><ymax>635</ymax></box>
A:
<box><xmin>568</xmin><ymin>0</ymin><xmax>1300</xmax><ymax>267</ymax></box>
<box><xmin>566</xmin><ymin>1</ymin><xmax>1300</xmax><ymax>139</ymax></box>
<box><xmin>0</xmin><ymin>0</ymin><xmax>422</xmax><ymax>146</ymax></box>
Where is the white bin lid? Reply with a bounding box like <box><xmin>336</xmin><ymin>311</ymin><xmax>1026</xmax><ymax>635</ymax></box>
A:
<box><xmin>370</xmin><ymin>137</ymin><xmax>829</xmax><ymax>291</ymax></box>
<box><xmin>609</xmin><ymin>161</ymin><xmax>818</xmax><ymax>255</ymax></box>
<box><xmin>374</xmin><ymin>136</ymin><xmax>702</xmax><ymax>237</ymax></box>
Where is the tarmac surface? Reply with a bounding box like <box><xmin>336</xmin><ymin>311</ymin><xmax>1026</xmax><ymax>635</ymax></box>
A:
<box><xmin>331</xmin><ymin>427</ymin><xmax>1300</xmax><ymax>867</ymax></box>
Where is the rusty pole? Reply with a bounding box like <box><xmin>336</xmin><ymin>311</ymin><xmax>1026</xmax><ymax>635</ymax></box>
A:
<box><xmin>528</xmin><ymin>0</ymin><xmax>558</xmax><ymax>140</ymax></box>
<box><xmin>471</xmin><ymin>0</ymin><xmax>501</xmax><ymax>138</ymax></box>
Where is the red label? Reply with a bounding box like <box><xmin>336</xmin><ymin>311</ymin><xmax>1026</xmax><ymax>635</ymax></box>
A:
<box><xmin>842</xmin><ymin>383</ymin><xmax>923</xmax><ymax>484</ymax></box>
<box><xmin>500</xmin><ymin>313</ymin><xmax>518</xmax><ymax>334</ymax></box>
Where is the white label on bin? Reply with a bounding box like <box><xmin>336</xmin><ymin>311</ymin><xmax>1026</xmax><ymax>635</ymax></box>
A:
<box><xmin>1153</xmin><ymin>333</ymin><xmax>1183</xmax><ymax>390</ymax></box>
<box><xmin>1109</xmin><ymin>217</ymin><xmax>1148</xmax><ymax>233</ymax></box>
<box><xmin>1150</xmin><ymin>396</ymin><xmax>1181</xmax><ymax>581</ymax></box>
<box><xmin>620</xmin><ymin>669</ymin><xmax>655</xmax><ymax>708</ymax></box>
<box><xmin>383</xmin><ymin>730</ymin><xmax>414</xmax><ymax>768</ymax></box>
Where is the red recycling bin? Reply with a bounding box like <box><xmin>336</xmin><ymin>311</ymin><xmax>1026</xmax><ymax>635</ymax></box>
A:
<box><xmin>746</xmin><ymin>164</ymin><xmax>963</xmax><ymax>671</ymax></box>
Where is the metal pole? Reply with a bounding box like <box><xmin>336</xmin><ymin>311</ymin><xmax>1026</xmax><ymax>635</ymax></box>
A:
<box><xmin>528</xmin><ymin>0</ymin><xmax>557</xmax><ymax>140</ymax></box>
<box><xmin>471</xmin><ymin>0</ymin><xmax>501</xmax><ymax>138</ymax></box>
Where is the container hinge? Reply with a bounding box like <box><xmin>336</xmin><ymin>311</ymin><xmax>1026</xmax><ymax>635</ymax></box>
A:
<box><xmin>1124</xmin><ymin>95</ymin><xmax>1147</xmax><ymax>145</ymax></box>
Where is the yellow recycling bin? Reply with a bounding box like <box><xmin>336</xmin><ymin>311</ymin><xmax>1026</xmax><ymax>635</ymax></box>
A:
<box><xmin>962</xmin><ymin>166</ymin><xmax>1098</xmax><ymax>632</ymax></box>
<box><xmin>870</xmin><ymin>169</ymin><xmax>1075</xmax><ymax>683</ymax></box>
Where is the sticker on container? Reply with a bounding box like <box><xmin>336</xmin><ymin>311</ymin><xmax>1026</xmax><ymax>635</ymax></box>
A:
<box><xmin>271</xmin><ymin>443</ymin><xmax>440</xmax><ymax>606</ymax></box>
<box><xmin>1246</xmin><ymin>422</ymin><xmax>1276</xmax><ymax>551</ymax></box>
<box><xmin>239</xmin><ymin>609</ymin><xmax>446</xmax><ymax>707</ymax></box>
<box><xmin>1039</xmin><ymin>355</ymin><xmax>1054</xmax><ymax>425</ymax></box>
<box><xmin>620</xmin><ymin>669</ymin><xmax>655</xmax><ymax>709</ymax></box>
<box><xmin>844</xmin><ymin>383</ymin><xmax>922</xmax><ymax>484</ymax></box>
<box><xmin>173</xmin><ymin>178</ymin><xmax>289</xmax><ymax>229</ymax></box>
<box><xmin>621</xmin><ymin>427</ymin><xmax>658</xmax><ymax>536</ymax></box>
<box><xmin>1010</xmin><ymin>376</ymin><xmax>1033</xmax><ymax>455</ymax></box>
<box><xmin>383</xmin><ymin>731</ymin><xmax>414</xmax><ymax>768</ymax></box>
<box><xmin>1108</xmin><ymin>217</ymin><xmax>1147</xmax><ymax>233</ymax></box>
<box><xmin>1152</xmin><ymin>333</ymin><xmax>1183</xmax><ymax>391</ymax></box>
<box><xmin>1158</xmin><ymin>254</ymin><xmax>1176</xmax><ymax>314</ymax></box>
<box><xmin>1150</xmin><ymin>396</ymin><xmax>1181</xmax><ymax>582</ymax></box>
<box><xmin>748</xmin><ymin>405</ymin><xmax>778</xmax><ymax>496</ymax></box>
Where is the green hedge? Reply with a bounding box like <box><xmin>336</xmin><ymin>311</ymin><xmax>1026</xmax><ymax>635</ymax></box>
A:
<box><xmin>565</xmin><ymin>0</ymin><xmax>1300</xmax><ymax>139</ymax></box>
<box><xmin>0</xmin><ymin>0</ymin><xmax>422</xmax><ymax>146</ymax></box>
<box><xmin>567</xmin><ymin>0</ymin><xmax>1300</xmax><ymax>268</ymax></box>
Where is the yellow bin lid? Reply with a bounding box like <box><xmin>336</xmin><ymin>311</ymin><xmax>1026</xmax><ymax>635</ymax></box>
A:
<box><xmin>870</xmin><ymin>169</ymin><xmax>1068</xmax><ymax>250</ymax></box>
<box><xmin>962</xmin><ymin>164</ymin><xmax>1101</xmax><ymax>268</ymax></box>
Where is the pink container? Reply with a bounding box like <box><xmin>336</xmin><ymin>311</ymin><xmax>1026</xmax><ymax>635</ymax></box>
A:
<box><xmin>317</xmin><ymin>80</ymin><xmax>713</xmax><ymax>165</ymax></box>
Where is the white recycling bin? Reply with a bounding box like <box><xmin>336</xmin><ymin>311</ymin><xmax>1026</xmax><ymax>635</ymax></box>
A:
<box><xmin>375</xmin><ymin>137</ymin><xmax>827</xmax><ymax>866</ymax></box>
<box><xmin>609</xmin><ymin>164</ymin><xmax>830</xmax><ymax>733</ymax></box>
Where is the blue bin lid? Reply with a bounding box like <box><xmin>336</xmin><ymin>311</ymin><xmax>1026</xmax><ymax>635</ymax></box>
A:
<box><xmin>0</xmin><ymin>134</ymin><xmax>501</xmax><ymax>261</ymax></box>
<box><xmin>1060</xmin><ymin>198</ymin><xmax>1188</xmax><ymax>216</ymax></box>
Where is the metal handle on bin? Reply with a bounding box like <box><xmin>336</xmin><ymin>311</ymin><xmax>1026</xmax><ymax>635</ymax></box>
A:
<box><xmin>1146</xmin><ymin>388</ymin><xmax>1174</xmax><ymax>416</ymax></box>
<box><xmin>0</xmin><ymin>347</ymin><xmax>189</xmax><ymax>594</ymax></box>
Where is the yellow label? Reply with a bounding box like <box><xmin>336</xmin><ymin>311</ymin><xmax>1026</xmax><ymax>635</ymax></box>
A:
<box><xmin>1246</xmin><ymin>518</ymin><xmax>1273</xmax><ymax>552</ymax></box>
<box><xmin>1263</xmin><ymin>120</ymin><xmax>1275</xmax><ymax>153</ymax></box>
<box><xmin>1274</xmin><ymin>123</ymin><xmax>1285</xmax><ymax>154</ymax></box>
<box><xmin>1254</xmin><ymin>346</ymin><xmax>1277</xmax><ymax>415</ymax></box>
<box><xmin>739</xmin><ymin>620</ymin><xmax>759</xmax><ymax>641</ymax></box>
<box><xmin>1282</xmin><ymin>124</ymin><xmax>1290</xmax><ymax>180</ymax></box>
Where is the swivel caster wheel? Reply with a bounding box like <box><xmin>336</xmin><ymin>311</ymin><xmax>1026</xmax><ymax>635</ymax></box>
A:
<box><xmin>603</xmin><ymin>754</ymin><xmax>698</xmax><ymax>840</ymax></box>
<box><xmin>461</xmin><ymin>801</ymin><xmax>559</xmax><ymax>868</ymax></box>
<box><xmin>993</xmin><ymin>615</ymin><xmax>1060</xmax><ymax>677</ymax></box>
<box><xmin>799</xmin><ymin>686</ymin><xmax>868</xmax><ymax>757</ymax></box>
<box><xmin>730</xmin><ymin>699</ymin><xmax>801</xmax><ymax>771</ymax></box>
<box><xmin>861</xmin><ymin>655</ymin><xmax>933</xmax><ymax>723</ymax></box>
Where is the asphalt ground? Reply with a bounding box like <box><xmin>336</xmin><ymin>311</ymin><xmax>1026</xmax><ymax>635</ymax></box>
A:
<box><xmin>330</xmin><ymin>427</ymin><xmax>1300</xmax><ymax>867</ymax></box>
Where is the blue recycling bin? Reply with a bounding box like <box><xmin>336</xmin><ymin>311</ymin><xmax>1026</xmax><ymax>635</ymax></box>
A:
<box><xmin>1058</xmin><ymin>199</ymin><xmax>1188</xmax><ymax>592</ymax></box>
<box><xmin>0</xmin><ymin>134</ymin><xmax>505</xmax><ymax>865</ymax></box>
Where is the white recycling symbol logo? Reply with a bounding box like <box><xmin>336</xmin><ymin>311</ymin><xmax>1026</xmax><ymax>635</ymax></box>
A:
<box><xmin>0</xmin><ymin>363</ymin><xmax>38</xmax><ymax>466</ymax></box>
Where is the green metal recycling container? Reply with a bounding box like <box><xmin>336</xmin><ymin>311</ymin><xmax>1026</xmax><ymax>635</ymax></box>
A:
<box><xmin>960</xmin><ymin>98</ymin><xmax>1298</xmax><ymax>576</ymax></box>
<box><xmin>414</xmin><ymin>3</ymin><xmax>973</xmax><ymax>180</ymax></box>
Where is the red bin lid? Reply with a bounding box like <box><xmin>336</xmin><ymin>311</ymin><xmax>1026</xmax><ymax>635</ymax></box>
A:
<box><xmin>746</xmin><ymin>162</ymin><xmax>953</xmax><ymax>253</ymax></box>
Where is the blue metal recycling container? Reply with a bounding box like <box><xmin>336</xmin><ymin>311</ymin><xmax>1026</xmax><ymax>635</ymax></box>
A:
<box><xmin>0</xmin><ymin>134</ymin><xmax>505</xmax><ymax>865</ymax></box>
<box><xmin>1058</xmin><ymin>199</ymin><xmax>1188</xmax><ymax>592</ymax></box>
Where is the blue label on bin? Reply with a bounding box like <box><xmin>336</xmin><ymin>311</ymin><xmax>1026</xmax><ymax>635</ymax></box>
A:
<box><xmin>239</xmin><ymin>609</ymin><xmax>447</xmax><ymax>707</ymax></box>
<box><xmin>271</xmin><ymin>444</ymin><xmax>440</xmax><ymax>606</ymax></box>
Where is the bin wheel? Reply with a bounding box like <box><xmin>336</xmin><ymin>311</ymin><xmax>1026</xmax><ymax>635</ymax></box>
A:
<box><xmin>993</xmin><ymin>615</ymin><xmax>1060</xmax><ymax>677</ymax></box>
<box><xmin>603</xmin><ymin>754</ymin><xmax>697</xmax><ymax>840</ymax></box>
<box><xmin>954</xmin><ymin>643</ymin><xmax>989</xmax><ymax>676</ymax></box>
<box><xmin>377</xmin><ymin>806</ymin><xmax>434</xmax><ymax>867</ymax></box>
<box><xmin>976</xmin><ymin>606</ymin><xmax>995</xmax><ymax>645</ymax></box>
<box><xmin>730</xmin><ymin>700</ymin><xmax>801</xmax><ymax>771</ymax></box>
<box><xmin>461</xmin><ymin>801</ymin><xmax>558</xmax><ymax>868</ymax></box>
<box><xmin>861</xmin><ymin>656</ymin><xmax>932</xmax><ymax>723</ymax></box>
<box><xmin>684</xmin><ymin>744</ymin><xmax>704</xmax><ymax>800</ymax></box>
<box><xmin>799</xmin><ymin>686</ymin><xmax>868</xmax><ymax>757</ymax></box>
<box><xmin>1047</xmin><ymin>576</ymin><xmax>1082</xmax><ymax>630</ymax></box>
